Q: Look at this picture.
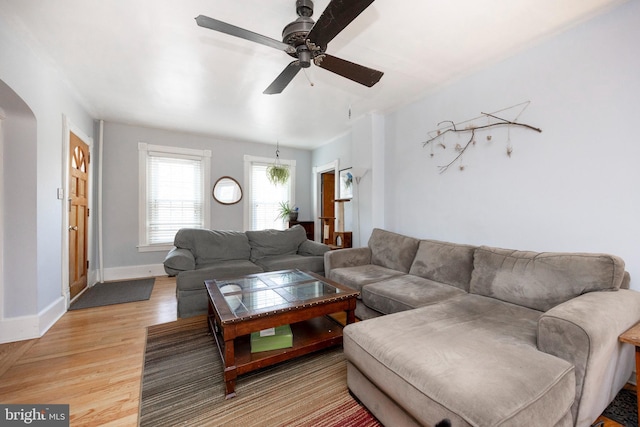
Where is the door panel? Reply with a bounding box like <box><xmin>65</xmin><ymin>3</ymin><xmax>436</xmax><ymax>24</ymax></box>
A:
<box><xmin>69</xmin><ymin>132</ymin><xmax>89</xmax><ymax>300</ymax></box>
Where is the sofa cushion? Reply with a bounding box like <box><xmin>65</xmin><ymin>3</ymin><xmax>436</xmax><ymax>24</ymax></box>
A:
<box><xmin>409</xmin><ymin>239</ymin><xmax>476</xmax><ymax>292</ymax></box>
<box><xmin>470</xmin><ymin>246</ymin><xmax>626</xmax><ymax>312</ymax></box>
<box><xmin>344</xmin><ymin>294</ymin><xmax>575</xmax><ymax>426</ymax></box>
<box><xmin>174</xmin><ymin>229</ymin><xmax>251</xmax><ymax>265</ymax></box>
<box><xmin>328</xmin><ymin>265</ymin><xmax>405</xmax><ymax>294</ymax></box>
<box><xmin>254</xmin><ymin>254</ymin><xmax>325</xmax><ymax>274</ymax></box>
<box><xmin>246</xmin><ymin>225</ymin><xmax>307</xmax><ymax>261</ymax></box>
<box><xmin>176</xmin><ymin>260</ymin><xmax>264</xmax><ymax>292</ymax></box>
<box><xmin>361</xmin><ymin>275</ymin><xmax>466</xmax><ymax>314</ymax></box>
<box><xmin>368</xmin><ymin>228</ymin><xmax>420</xmax><ymax>273</ymax></box>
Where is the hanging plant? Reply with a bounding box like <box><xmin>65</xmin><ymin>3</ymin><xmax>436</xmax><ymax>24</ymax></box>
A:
<box><xmin>267</xmin><ymin>141</ymin><xmax>290</xmax><ymax>185</ymax></box>
<box><xmin>267</xmin><ymin>164</ymin><xmax>290</xmax><ymax>185</ymax></box>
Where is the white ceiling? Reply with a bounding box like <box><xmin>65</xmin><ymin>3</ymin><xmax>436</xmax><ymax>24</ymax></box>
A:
<box><xmin>0</xmin><ymin>0</ymin><xmax>625</xmax><ymax>148</ymax></box>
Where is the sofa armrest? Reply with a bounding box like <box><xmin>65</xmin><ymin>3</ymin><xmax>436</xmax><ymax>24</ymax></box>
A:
<box><xmin>298</xmin><ymin>240</ymin><xmax>331</xmax><ymax>256</ymax></box>
<box><xmin>163</xmin><ymin>247</ymin><xmax>196</xmax><ymax>276</ymax></box>
<box><xmin>324</xmin><ymin>247</ymin><xmax>372</xmax><ymax>277</ymax></box>
<box><xmin>537</xmin><ymin>289</ymin><xmax>640</xmax><ymax>425</ymax></box>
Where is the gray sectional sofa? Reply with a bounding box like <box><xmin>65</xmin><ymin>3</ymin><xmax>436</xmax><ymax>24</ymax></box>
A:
<box><xmin>164</xmin><ymin>225</ymin><xmax>330</xmax><ymax>317</ymax></box>
<box><xmin>324</xmin><ymin>228</ymin><xmax>640</xmax><ymax>427</ymax></box>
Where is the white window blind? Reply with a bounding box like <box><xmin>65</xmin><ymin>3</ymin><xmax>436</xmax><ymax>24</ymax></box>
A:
<box><xmin>139</xmin><ymin>143</ymin><xmax>211</xmax><ymax>250</ymax></box>
<box><xmin>244</xmin><ymin>155</ymin><xmax>295</xmax><ymax>231</ymax></box>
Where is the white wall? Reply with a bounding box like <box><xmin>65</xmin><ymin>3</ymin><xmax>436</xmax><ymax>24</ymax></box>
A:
<box><xmin>0</xmin><ymin>85</ymin><xmax>37</xmax><ymax>320</ymax></box>
<box><xmin>101</xmin><ymin>122</ymin><xmax>313</xmax><ymax>273</ymax></box>
<box><xmin>383</xmin><ymin>1</ymin><xmax>640</xmax><ymax>289</ymax></box>
<box><xmin>0</xmin><ymin>14</ymin><xmax>94</xmax><ymax>342</ymax></box>
<box><xmin>309</xmin><ymin>113</ymin><xmax>386</xmax><ymax>248</ymax></box>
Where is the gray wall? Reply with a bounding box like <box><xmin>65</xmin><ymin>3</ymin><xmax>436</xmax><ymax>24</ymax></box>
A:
<box><xmin>101</xmin><ymin>122</ymin><xmax>313</xmax><ymax>269</ymax></box>
<box><xmin>381</xmin><ymin>1</ymin><xmax>640</xmax><ymax>290</ymax></box>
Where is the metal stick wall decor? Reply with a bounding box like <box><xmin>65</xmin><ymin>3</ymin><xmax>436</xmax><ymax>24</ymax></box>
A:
<box><xmin>422</xmin><ymin>101</ymin><xmax>542</xmax><ymax>173</ymax></box>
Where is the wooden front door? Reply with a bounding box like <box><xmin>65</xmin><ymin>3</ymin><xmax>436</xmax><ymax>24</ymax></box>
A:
<box><xmin>69</xmin><ymin>132</ymin><xmax>89</xmax><ymax>300</ymax></box>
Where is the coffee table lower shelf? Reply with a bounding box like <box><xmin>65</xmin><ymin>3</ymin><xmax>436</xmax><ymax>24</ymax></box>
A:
<box><xmin>208</xmin><ymin>315</ymin><xmax>344</xmax><ymax>398</ymax></box>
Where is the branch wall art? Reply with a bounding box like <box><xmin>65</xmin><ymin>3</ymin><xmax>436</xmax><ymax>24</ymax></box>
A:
<box><xmin>422</xmin><ymin>101</ymin><xmax>542</xmax><ymax>173</ymax></box>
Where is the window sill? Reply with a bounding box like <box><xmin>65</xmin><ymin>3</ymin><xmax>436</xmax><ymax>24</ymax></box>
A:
<box><xmin>138</xmin><ymin>244</ymin><xmax>173</xmax><ymax>253</ymax></box>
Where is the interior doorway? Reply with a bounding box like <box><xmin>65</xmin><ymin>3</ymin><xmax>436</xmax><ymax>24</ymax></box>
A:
<box><xmin>320</xmin><ymin>171</ymin><xmax>335</xmax><ymax>245</ymax></box>
<box><xmin>68</xmin><ymin>132</ymin><xmax>90</xmax><ymax>300</ymax></box>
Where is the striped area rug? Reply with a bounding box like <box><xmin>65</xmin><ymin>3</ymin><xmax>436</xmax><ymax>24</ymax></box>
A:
<box><xmin>139</xmin><ymin>316</ymin><xmax>381</xmax><ymax>426</ymax></box>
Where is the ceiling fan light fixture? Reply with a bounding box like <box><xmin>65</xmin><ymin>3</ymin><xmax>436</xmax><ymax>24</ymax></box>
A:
<box><xmin>297</xmin><ymin>48</ymin><xmax>311</xmax><ymax>68</ymax></box>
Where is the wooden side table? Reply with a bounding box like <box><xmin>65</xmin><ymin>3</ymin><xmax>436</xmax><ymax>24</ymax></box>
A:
<box><xmin>619</xmin><ymin>322</ymin><xmax>640</xmax><ymax>415</ymax></box>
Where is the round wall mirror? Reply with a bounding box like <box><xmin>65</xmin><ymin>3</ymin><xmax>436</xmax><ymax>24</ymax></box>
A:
<box><xmin>212</xmin><ymin>176</ymin><xmax>243</xmax><ymax>205</ymax></box>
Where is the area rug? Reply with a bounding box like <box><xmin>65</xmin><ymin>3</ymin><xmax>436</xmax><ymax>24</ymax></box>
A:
<box><xmin>69</xmin><ymin>278</ymin><xmax>155</xmax><ymax>310</ymax></box>
<box><xmin>602</xmin><ymin>387</ymin><xmax>638</xmax><ymax>427</ymax></box>
<box><xmin>139</xmin><ymin>317</ymin><xmax>637</xmax><ymax>427</ymax></box>
<box><xmin>139</xmin><ymin>317</ymin><xmax>381</xmax><ymax>427</ymax></box>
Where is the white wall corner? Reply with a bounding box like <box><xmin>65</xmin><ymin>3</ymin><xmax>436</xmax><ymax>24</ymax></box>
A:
<box><xmin>0</xmin><ymin>296</ymin><xmax>66</xmax><ymax>344</ymax></box>
<box><xmin>38</xmin><ymin>296</ymin><xmax>66</xmax><ymax>337</ymax></box>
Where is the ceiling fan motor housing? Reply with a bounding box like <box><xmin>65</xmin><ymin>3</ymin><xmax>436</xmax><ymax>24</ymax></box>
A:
<box><xmin>283</xmin><ymin>0</ymin><xmax>317</xmax><ymax>67</ymax></box>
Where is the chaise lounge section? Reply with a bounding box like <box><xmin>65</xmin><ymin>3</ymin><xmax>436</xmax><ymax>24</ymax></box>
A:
<box><xmin>325</xmin><ymin>228</ymin><xmax>640</xmax><ymax>426</ymax></box>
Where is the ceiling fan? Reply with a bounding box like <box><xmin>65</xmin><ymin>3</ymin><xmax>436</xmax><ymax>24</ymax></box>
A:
<box><xmin>195</xmin><ymin>0</ymin><xmax>384</xmax><ymax>94</ymax></box>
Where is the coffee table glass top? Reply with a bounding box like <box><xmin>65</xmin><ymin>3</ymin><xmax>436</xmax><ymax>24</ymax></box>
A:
<box><xmin>213</xmin><ymin>270</ymin><xmax>351</xmax><ymax>318</ymax></box>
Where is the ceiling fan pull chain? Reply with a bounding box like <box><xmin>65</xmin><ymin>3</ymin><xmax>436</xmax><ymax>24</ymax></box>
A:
<box><xmin>302</xmin><ymin>68</ymin><xmax>314</xmax><ymax>87</ymax></box>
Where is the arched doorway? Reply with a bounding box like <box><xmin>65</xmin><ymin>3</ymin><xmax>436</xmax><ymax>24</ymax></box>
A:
<box><xmin>0</xmin><ymin>78</ymin><xmax>38</xmax><ymax>341</ymax></box>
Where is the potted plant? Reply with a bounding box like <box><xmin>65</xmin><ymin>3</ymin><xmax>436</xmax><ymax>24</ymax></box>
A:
<box><xmin>266</xmin><ymin>164</ymin><xmax>290</xmax><ymax>185</ymax></box>
<box><xmin>276</xmin><ymin>201</ymin><xmax>298</xmax><ymax>222</ymax></box>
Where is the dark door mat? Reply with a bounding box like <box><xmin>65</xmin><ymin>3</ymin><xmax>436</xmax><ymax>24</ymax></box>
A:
<box><xmin>69</xmin><ymin>278</ymin><xmax>155</xmax><ymax>310</ymax></box>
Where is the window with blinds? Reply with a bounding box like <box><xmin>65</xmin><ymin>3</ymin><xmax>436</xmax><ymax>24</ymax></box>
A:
<box><xmin>244</xmin><ymin>155</ymin><xmax>296</xmax><ymax>231</ymax></box>
<box><xmin>138</xmin><ymin>143</ymin><xmax>211</xmax><ymax>250</ymax></box>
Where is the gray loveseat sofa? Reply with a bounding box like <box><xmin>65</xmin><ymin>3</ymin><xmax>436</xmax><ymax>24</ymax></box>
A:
<box><xmin>164</xmin><ymin>225</ymin><xmax>329</xmax><ymax>317</ymax></box>
<box><xmin>325</xmin><ymin>228</ymin><xmax>640</xmax><ymax>427</ymax></box>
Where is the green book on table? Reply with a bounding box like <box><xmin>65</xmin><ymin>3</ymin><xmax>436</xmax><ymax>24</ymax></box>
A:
<box><xmin>250</xmin><ymin>325</ymin><xmax>293</xmax><ymax>353</ymax></box>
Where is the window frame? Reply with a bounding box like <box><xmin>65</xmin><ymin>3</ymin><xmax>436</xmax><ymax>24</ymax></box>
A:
<box><xmin>243</xmin><ymin>154</ymin><xmax>296</xmax><ymax>231</ymax></box>
<box><xmin>138</xmin><ymin>142</ymin><xmax>211</xmax><ymax>252</ymax></box>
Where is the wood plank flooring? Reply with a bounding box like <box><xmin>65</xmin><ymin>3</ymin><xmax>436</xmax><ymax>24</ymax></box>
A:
<box><xmin>0</xmin><ymin>276</ymin><xmax>628</xmax><ymax>426</ymax></box>
<box><xmin>0</xmin><ymin>276</ymin><xmax>177</xmax><ymax>426</ymax></box>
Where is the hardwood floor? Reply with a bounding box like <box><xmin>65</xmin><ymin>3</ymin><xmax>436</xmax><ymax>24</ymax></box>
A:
<box><xmin>0</xmin><ymin>276</ymin><xmax>178</xmax><ymax>426</ymax></box>
<box><xmin>0</xmin><ymin>276</ymin><xmax>630</xmax><ymax>426</ymax></box>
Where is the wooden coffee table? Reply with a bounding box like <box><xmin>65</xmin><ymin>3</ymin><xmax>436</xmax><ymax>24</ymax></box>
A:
<box><xmin>205</xmin><ymin>269</ymin><xmax>359</xmax><ymax>398</ymax></box>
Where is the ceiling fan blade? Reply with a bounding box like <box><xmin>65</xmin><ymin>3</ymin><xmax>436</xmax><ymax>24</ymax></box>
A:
<box><xmin>263</xmin><ymin>61</ymin><xmax>302</xmax><ymax>94</ymax></box>
<box><xmin>306</xmin><ymin>0</ymin><xmax>375</xmax><ymax>49</ymax></box>
<box><xmin>195</xmin><ymin>15</ymin><xmax>295</xmax><ymax>54</ymax></box>
<box><xmin>315</xmin><ymin>54</ymin><xmax>383</xmax><ymax>87</ymax></box>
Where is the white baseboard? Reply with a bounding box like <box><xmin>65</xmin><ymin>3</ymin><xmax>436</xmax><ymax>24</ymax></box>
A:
<box><xmin>0</xmin><ymin>296</ymin><xmax>66</xmax><ymax>344</ymax></box>
<box><xmin>102</xmin><ymin>264</ymin><xmax>166</xmax><ymax>282</ymax></box>
<box><xmin>0</xmin><ymin>314</ymin><xmax>38</xmax><ymax>344</ymax></box>
<box><xmin>38</xmin><ymin>297</ymin><xmax>66</xmax><ymax>337</ymax></box>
